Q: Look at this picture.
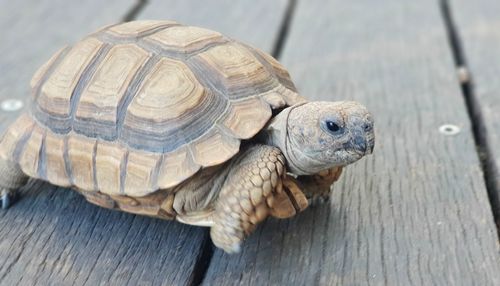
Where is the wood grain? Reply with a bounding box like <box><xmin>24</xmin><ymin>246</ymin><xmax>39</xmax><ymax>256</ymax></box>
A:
<box><xmin>0</xmin><ymin>1</ymin><xmax>207</xmax><ymax>285</ymax></box>
<box><xmin>139</xmin><ymin>0</ymin><xmax>289</xmax><ymax>54</ymax></box>
<box><xmin>203</xmin><ymin>0</ymin><xmax>500</xmax><ymax>285</ymax></box>
<box><xmin>448</xmin><ymin>0</ymin><xmax>500</xmax><ymax>222</ymax></box>
<box><xmin>0</xmin><ymin>0</ymin><xmax>130</xmax><ymax>134</ymax></box>
<box><xmin>0</xmin><ymin>0</ymin><xmax>290</xmax><ymax>284</ymax></box>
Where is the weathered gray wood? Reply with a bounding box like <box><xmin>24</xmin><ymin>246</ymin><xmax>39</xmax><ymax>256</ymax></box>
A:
<box><xmin>0</xmin><ymin>0</ymin><xmax>292</xmax><ymax>285</ymax></box>
<box><xmin>0</xmin><ymin>0</ymin><xmax>134</xmax><ymax>134</ymax></box>
<box><xmin>203</xmin><ymin>0</ymin><xmax>500</xmax><ymax>285</ymax></box>
<box><xmin>0</xmin><ymin>181</ymin><xmax>209</xmax><ymax>285</ymax></box>
<box><xmin>0</xmin><ymin>1</ymin><xmax>207</xmax><ymax>285</ymax></box>
<box><xmin>448</xmin><ymin>0</ymin><xmax>500</xmax><ymax>220</ymax></box>
<box><xmin>138</xmin><ymin>0</ymin><xmax>289</xmax><ymax>54</ymax></box>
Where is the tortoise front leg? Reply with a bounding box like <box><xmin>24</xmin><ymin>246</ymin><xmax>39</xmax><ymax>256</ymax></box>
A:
<box><xmin>0</xmin><ymin>158</ymin><xmax>28</xmax><ymax>209</ymax></box>
<box><xmin>211</xmin><ymin>145</ymin><xmax>300</xmax><ymax>253</ymax></box>
<box><xmin>296</xmin><ymin>167</ymin><xmax>343</xmax><ymax>200</ymax></box>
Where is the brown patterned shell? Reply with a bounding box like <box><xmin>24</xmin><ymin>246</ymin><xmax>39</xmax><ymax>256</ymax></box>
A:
<box><xmin>0</xmin><ymin>20</ymin><xmax>305</xmax><ymax>197</ymax></box>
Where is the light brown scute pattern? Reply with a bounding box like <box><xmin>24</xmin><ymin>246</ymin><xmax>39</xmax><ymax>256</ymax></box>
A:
<box><xmin>157</xmin><ymin>146</ymin><xmax>200</xmax><ymax>189</ymax></box>
<box><xmin>95</xmin><ymin>141</ymin><xmax>127</xmax><ymax>195</ymax></box>
<box><xmin>67</xmin><ymin>135</ymin><xmax>96</xmax><ymax>191</ymax></box>
<box><xmin>27</xmin><ymin>20</ymin><xmax>304</xmax><ymax>195</ymax></box>
<box><xmin>18</xmin><ymin>125</ymin><xmax>45</xmax><ymax>178</ymax></box>
<box><xmin>253</xmin><ymin>47</ymin><xmax>298</xmax><ymax>91</ymax></box>
<box><xmin>193</xmin><ymin>43</ymin><xmax>275</xmax><ymax>100</ymax></box>
<box><xmin>124</xmin><ymin>151</ymin><xmax>161</xmax><ymax>196</ymax></box>
<box><xmin>219</xmin><ymin>97</ymin><xmax>272</xmax><ymax>139</ymax></box>
<box><xmin>145</xmin><ymin>25</ymin><xmax>223</xmax><ymax>53</ymax></box>
<box><xmin>30</xmin><ymin>46</ymin><xmax>68</xmax><ymax>98</ymax></box>
<box><xmin>107</xmin><ymin>20</ymin><xmax>177</xmax><ymax>37</ymax></box>
<box><xmin>0</xmin><ymin>114</ymin><xmax>35</xmax><ymax>161</ymax></box>
<box><xmin>190</xmin><ymin>126</ymin><xmax>240</xmax><ymax>167</ymax></box>
<box><xmin>44</xmin><ymin>132</ymin><xmax>71</xmax><ymax>186</ymax></box>
<box><xmin>75</xmin><ymin>44</ymin><xmax>150</xmax><ymax>125</ymax></box>
<box><xmin>125</xmin><ymin>57</ymin><xmax>204</xmax><ymax>126</ymax></box>
<box><xmin>37</xmin><ymin>37</ymin><xmax>103</xmax><ymax>116</ymax></box>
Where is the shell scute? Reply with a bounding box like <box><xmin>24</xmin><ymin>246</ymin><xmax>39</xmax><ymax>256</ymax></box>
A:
<box><xmin>37</xmin><ymin>37</ymin><xmax>103</xmax><ymax>117</ymax></box>
<box><xmin>193</xmin><ymin>43</ymin><xmax>275</xmax><ymax>100</ymax></box>
<box><xmin>107</xmin><ymin>20</ymin><xmax>177</xmax><ymax>37</ymax></box>
<box><xmin>44</xmin><ymin>132</ymin><xmax>71</xmax><ymax>186</ymax></box>
<box><xmin>18</xmin><ymin>125</ymin><xmax>45</xmax><ymax>178</ymax></box>
<box><xmin>74</xmin><ymin>43</ymin><xmax>150</xmax><ymax>137</ymax></box>
<box><xmin>125</xmin><ymin>57</ymin><xmax>205</xmax><ymax>125</ymax></box>
<box><xmin>67</xmin><ymin>136</ymin><xmax>96</xmax><ymax>191</ymax></box>
<box><xmin>145</xmin><ymin>25</ymin><xmax>223</xmax><ymax>53</ymax></box>
<box><xmin>95</xmin><ymin>141</ymin><xmax>127</xmax><ymax>195</ymax></box>
<box><xmin>124</xmin><ymin>151</ymin><xmax>161</xmax><ymax>196</ymax></box>
<box><xmin>219</xmin><ymin>97</ymin><xmax>272</xmax><ymax>139</ymax></box>
<box><xmin>23</xmin><ymin>21</ymin><xmax>305</xmax><ymax>196</ymax></box>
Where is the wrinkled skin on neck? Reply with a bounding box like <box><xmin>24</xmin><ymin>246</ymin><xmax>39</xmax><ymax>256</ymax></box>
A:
<box><xmin>263</xmin><ymin>101</ymin><xmax>374</xmax><ymax>175</ymax></box>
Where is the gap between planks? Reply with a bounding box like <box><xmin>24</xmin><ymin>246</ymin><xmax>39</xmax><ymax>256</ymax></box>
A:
<box><xmin>119</xmin><ymin>1</ymin><xmax>298</xmax><ymax>284</ymax></box>
<box><xmin>192</xmin><ymin>0</ymin><xmax>298</xmax><ymax>284</ymax></box>
<box><xmin>439</xmin><ymin>0</ymin><xmax>500</xmax><ymax>239</ymax></box>
<box><xmin>123</xmin><ymin>0</ymin><xmax>149</xmax><ymax>22</ymax></box>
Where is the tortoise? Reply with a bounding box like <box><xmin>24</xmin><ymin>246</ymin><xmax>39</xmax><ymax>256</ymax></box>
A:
<box><xmin>0</xmin><ymin>20</ymin><xmax>374</xmax><ymax>253</ymax></box>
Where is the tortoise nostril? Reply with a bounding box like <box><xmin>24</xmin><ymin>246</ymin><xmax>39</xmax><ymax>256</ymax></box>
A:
<box><xmin>354</xmin><ymin>136</ymin><xmax>366</xmax><ymax>152</ymax></box>
<box><xmin>363</xmin><ymin>123</ymin><xmax>372</xmax><ymax>132</ymax></box>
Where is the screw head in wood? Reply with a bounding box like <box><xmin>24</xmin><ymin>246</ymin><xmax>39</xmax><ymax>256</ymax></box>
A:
<box><xmin>1</xmin><ymin>99</ymin><xmax>24</xmax><ymax>112</ymax></box>
<box><xmin>439</xmin><ymin>124</ymin><xmax>460</xmax><ymax>136</ymax></box>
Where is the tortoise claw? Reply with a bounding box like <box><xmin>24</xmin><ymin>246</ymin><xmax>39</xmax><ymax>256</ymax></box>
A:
<box><xmin>0</xmin><ymin>189</ymin><xmax>16</xmax><ymax>209</ymax></box>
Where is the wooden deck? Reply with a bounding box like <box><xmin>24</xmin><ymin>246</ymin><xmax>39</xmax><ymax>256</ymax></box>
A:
<box><xmin>1</xmin><ymin>0</ymin><xmax>499</xmax><ymax>285</ymax></box>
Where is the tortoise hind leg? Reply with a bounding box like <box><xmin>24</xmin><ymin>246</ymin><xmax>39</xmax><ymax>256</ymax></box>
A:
<box><xmin>0</xmin><ymin>158</ymin><xmax>28</xmax><ymax>209</ymax></box>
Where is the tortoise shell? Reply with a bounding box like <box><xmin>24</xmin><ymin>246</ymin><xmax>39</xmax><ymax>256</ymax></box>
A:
<box><xmin>0</xmin><ymin>20</ymin><xmax>305</xmax><ymax>197</ymax></box>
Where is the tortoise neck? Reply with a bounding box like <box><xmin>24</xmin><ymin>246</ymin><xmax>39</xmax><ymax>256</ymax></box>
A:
<box><xmin>261</xmin><ymin>105</ymin><xmax>312</xmax><ymax>175</ymax></box>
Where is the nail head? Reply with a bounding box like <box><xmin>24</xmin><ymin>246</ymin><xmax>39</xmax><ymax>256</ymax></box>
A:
<box><xmin>439</xmin><ymin>124</ymin><xmax>460</xmax><ymax>136</ymax></box>
<box><xmin>1</xmin><ymin>99</ymin><xmax>24</xmax><ymax>112</ymax></box>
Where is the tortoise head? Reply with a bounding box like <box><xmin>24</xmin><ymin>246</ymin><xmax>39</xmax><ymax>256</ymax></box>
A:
<box><xmin>266</xmin><ymin>101</ymin><xmax>374</xmax><ymax>175</ymax></box>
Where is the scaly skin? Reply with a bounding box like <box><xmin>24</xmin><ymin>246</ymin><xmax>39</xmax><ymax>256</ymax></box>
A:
<box><xmin>72</xmin><ymin>144</ymin><xmax>311</xmax><ymax>253</ymax></box>
<box><xmin>210</xmin><ymin>144</ymin><xmax>298</xmax><ymax>253</ymax></box>
<box><xmin>0</xmin><ymin>158</ymin><xmax>28</xmax><ymax>209</ymax></box>
<box><xmin>297</xmin><ymin>167</ymin><xmax>343</xmax><ymax>200</ymax></box>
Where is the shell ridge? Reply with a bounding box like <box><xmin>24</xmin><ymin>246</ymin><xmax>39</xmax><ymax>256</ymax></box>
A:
<box><xmin>26</xmin><ymin>22</ymin><xmax>307</xmax><ymax>194</ymax></box>
<box><xmin>37</xmin><ymin>130</ymin><xmax>48</xmax><ymax>180</ymax></box>
<box><xmin>243</xmin><ymin>44</ymin><xmax>298</xmax><ymax>91</ymax></box>
<box><xmin>32</xmin><ymin>46</ymin><xmax>71</xmax><ymax>102</ymax></box>
<box><xmin>32</xmin><ymin>43</ymin><xmax>112</xmax><ymax>135</ymax></box>
<box><xmin>94</xmin><ymin>23</ymin><xmax>180</xmax><ymax>45</ymax></box>
<box><xmin>120</xmin><ymin>90</ymin><xmax>228</xmax><ymax>153</ymax></box>
<box><xmin>68</xmin><ymin>44</ymin><xmax>113</xmax><ymax>123</ymax></box>
<box><xmin>116</xmin><ymin>54</ymin><xmax>162</xmax><ymax>139</ymax></box>
<box><xmin>150</xmin><ymin>152</ymin><xmax>164</xmax><ymax>190</ymax></box>
<box><xmin>119</xmin><ymin>150</ymin><xmax>130</xmax><ymax>194</ymax></box>
<box><xmin>96</xmin><ymin>30</ymin><xmax>232</xmax><ymax>62</ymax></box>
<box><xmin>108</xmin><ymin>23</ymin><xmax>180</xmax><ymax>39</ymax></box>
<box><xmin>12</xmin><ymin>122</ymin><xmax>36</xmax><ymax>162</ymax></box>
<box><xmin>62</xmin><ymin>136</ymin><xmax>74</xmax><ymax>185</ymax></box>
<box><xmin>105</xmin><ymin>21</ymin><xmax>180</xmax><ymax>38</ymax></box>
<box><xmin>185</xmin><ymin>57</ymin><xmax>227</xmax><ymax>99</ymax></box>
<box><xmin>91</xmin><ymin>140</ymin><xmax>98</xmax><ymax>191</ymax></box>
<box><xmin>31</xmin><ymin>105</ymin><xmax>72</xmax><ymax>134</ymax></box>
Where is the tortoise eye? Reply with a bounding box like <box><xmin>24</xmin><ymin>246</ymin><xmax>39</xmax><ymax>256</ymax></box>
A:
<box><xmin>325</xmin><ymin>120</ymin><xmax>341</xmax><ymax>133</ymax></box>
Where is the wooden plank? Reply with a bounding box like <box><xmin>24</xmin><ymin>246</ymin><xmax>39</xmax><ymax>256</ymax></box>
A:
<box><xmin>203</xmin><ymin>0</ymin><xmax>500</xmax><ymax>285</ymax></box>
<box><xmin>0</xmin><ymin>1</ymin><xmax>291</xmax><ymax>285</ymax></box>
<box><xmin>0</xmin><ymin>1</ymin><xmax>207</xmax><ymax>285</ymax></box>
<box><xmin>448</xmin><ymin>0</ymin><xmax>500</xmax><ymax>220</ymax></box>
<box><xmin>138</xmin><ymin>0</ymin><xmax>289</xmax><ymax>54</ymax></box>
<box><xmin>0</xmin><ymin>0</ymin><xmax>133</xmax><ymax>134</ymax></box>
